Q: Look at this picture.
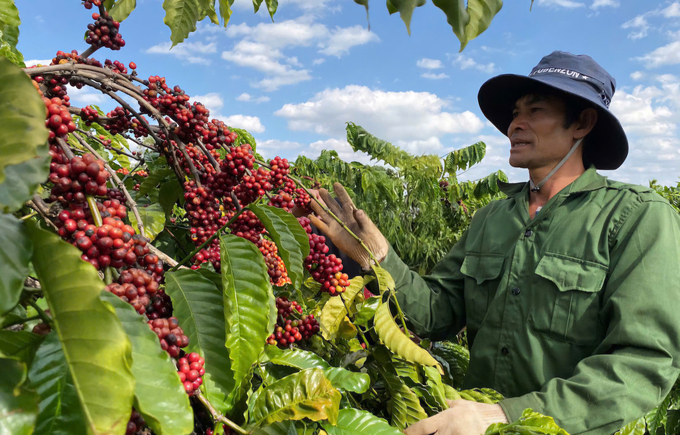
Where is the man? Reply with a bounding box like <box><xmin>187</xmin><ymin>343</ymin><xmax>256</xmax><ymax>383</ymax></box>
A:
<box><xmin>309</xmin><ymin>51</ymin><xmax>680</xmax><ymax>434</ymax></box>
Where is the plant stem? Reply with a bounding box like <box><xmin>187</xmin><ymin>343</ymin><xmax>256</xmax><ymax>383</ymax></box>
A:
<box><xmin>3</xmin><ymin>315</ymin><xmax>41</xmax><ymax>328</ymax></box>
<box><xmin>338</xmin><ymin>293</ymin><xmax>371</xmax><ymax>349</ymax></box>
<box><xmin>390</xmin><ymin>291</ymin><xmax>410</xmax><ymax>337</ymax></box>
<box><xmin>27</xmin><ymin>197</ymin><xmax>58</xmax><ymax>231</ymax></box>
<box><xmin>195</xmin><ymin>391</ymin><xmax>248</xmax><ymax>435</ymax></box>
<box><xmin>20</xmin><ymin>212</ymin><xmax>37</xmax><ymax>220</ymax></box>
<box><xmin>75</xmin><ymin>132</ymin><xmax>146</xmax><ymax>237</ymax></box>
<box><xmin>169</xmin><ymin>207</ymin><xmax>247</xmax><ymax>272</ymax></box>
<box><xmin>86</xmin><ymin>195</ymin><xmax>103</xmax><ymax>227</ymax></box>
<box><xmin>28</xmin><ymin>300</ymin><xmax>52</xmax><ymax>328</ymax></box>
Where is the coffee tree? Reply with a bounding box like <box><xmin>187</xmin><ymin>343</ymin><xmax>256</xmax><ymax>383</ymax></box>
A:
<box><xmin>1</xmin><ymin>2</ymin><xmax>669</xmax><ymax>435</ymax></box>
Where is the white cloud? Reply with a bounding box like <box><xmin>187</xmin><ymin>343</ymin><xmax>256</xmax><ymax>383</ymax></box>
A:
<box><xmin>662</xmin><ymin>2</ymin><xmax>680</xmax><ymax>18</ymax></box>
<box><xmin>417</xmin><ymin>58</ymin><xmax>443</xmax><ymax>69</ymax></box>
<box><xmin>451</xmin><ymin>54</ymin><xmax>496</xmax><ymax>74</ymax></box>
<box><xmin>216</xmin><ymin>114</ymin><xmax>265</xmax><ymax>133</ymax></box>
<box><xmin>275</xmin><ymin>85</ymin><xmax>484</xmax><ymax>146</ymax></box>
<box><xmin>591</xmin><ymin>0</ymin><xmax>619</xmax><ymax>9</ymax></box>
<box><xmin>192</xmin><ymin>93</ymin><xmax>224</xmax><ymax>115</ymax></box>
<box><xmin>303</xmin><ymin>138</ymin><xmax>375</xmax><ymax>164</ymax></box>
<box><xmin>630</xmin><ymin>71</ymin><xmax>646</xmax><ymax>81</ymax></box>
<box><xmin>221</xmin><ymin>19</ymin><xmax>378</xmax><ymax>90</ymax></box>
<box><xmin>634</xmin><ymin>40</ymin><xmax>680</xmax><ymax>69</ymax></box>
<box><xmin>312</xmin><ymin>58</ymin><xmax>325</xmax><ymax>65</ymax></box>
<box><xmin>533</xmin><ymin>0</ymin><xmax>585</xmax><ymax>8</ymax></box>
<box><xmin>24</xmin><ymin>59</ymin><xmax>51</xmax><ymax>67</ymax></box>
<box><xmin>236</xmin><ymin>93</ymin><xmax>271</xmax><ymax>103</ymax></box>
<box><xmin>421</xmin><ymin>72</ymin><xmax>449</xmax><ymax>80</ymax></box>
<box><xmin>622</xmin><ymin>15</ymin><xmax>650</xmax><ymax>40</ymax></box>
<box><xmin>66</xmin><ymin>85</ymin><xmax>106</xmax><ymax>106</ymax></box>
<box><xmin>146</xmin><ymin>41</ymin><xmax>217</xmax><ymax>65</ymax></box>
<box><xmin>318</xmin><ymin>25</ymin><xmax>379</xmax><ymax>58</ymax></box>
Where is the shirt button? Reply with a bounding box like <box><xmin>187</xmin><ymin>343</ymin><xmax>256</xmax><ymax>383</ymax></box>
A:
<box><xmin>524</xmin><ymin>229</ymin><xmax>533</xmax><ymax>237</ymax></box>
<box><xmin>511</xmin><ymin>287</ymin><xmax>521</xmax><ymax>296</ymax></box>
<box><xmin>501</xmin><ymin>347</ymin><xmax>510</xmax><ymax>356</ymax></box>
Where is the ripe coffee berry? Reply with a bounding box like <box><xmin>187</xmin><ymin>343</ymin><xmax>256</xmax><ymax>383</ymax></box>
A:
<box><xmin>177</xmin><ymin>352</ymin><xmax>205</xmax><ymax>394</ymax></box>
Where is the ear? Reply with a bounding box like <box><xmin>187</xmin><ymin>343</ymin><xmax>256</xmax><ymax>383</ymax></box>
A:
<box><xmin>575</xmin><ymin>107</ymin><xmax>598</xmax><ymax>139</ymax></box>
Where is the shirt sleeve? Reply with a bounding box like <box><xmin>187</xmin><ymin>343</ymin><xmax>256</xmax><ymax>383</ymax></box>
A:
<box><xmin>379</xmin><ymin>229</ymin><xmax>468</xmax><ymax>342</ymax></box>
<box><xmin>499</xmin><ymin>198</ymin><xmax>680</xmax><ymax>435</ymax></box>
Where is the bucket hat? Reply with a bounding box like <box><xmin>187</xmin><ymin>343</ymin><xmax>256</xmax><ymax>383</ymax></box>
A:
<box><xmin>477</xmin><ymin>51</ymin><xmax>628</xmax><ymax>170</ymax></box>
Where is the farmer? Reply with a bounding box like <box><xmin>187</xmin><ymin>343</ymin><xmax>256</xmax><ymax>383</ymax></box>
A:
<box><xmin>309</xmin><ymin>51</ymin><xmax>680</xmax><ymax>435</ymax></box>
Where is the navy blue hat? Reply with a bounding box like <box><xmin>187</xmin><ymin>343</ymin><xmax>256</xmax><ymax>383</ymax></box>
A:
<box><xmin>478</xmin><ymin>51</ymin><xmax>628</xmax><ymax>170</ymax></box>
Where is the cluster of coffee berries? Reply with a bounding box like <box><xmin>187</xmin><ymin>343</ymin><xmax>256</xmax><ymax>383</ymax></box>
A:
<box><xmin>177</xmin><ymin>352</ymin><xmax>205</xmax><ymax>394</ymax></box>
<box><xmin>148</xmin><ymin>317</ymin><xmax>189</xmax><ymax>358</ymax></box>
<box><xmin>145</xmin><ymin>290</ymin><xmax>173</xmax><ymax>320</ymax></box>
<box><xmin>106</xmin><ymin>282</ymin><xmax>150</xmax><ymax>315</ymax></box>
<box><xmin>268</xmin><ymin>156</ymin><xmax>290</xmax><ymax>187</ymax></box>
<box><xmin>48</xmin><ymin>152</ymin><xmax>109</xmax><ymax>202</ymax></box>
<box><xmin>44</xmin><ymin>96</ymin><xmax>76</xmax><ymax>139</ymax></box>
<box><xmin>297</xmin><ymin>217</ymin><xmax>349</xmax><ymax>295</ymax></box>
<box><xmin>125</xmin><ymin>409</ymin><xmax>146</xmax><ymax>435</ymax></box>
<box><xmin>80</xmin><ymin>105</ymin><xmax>100</xmax><ymax>124</ymax></box>
<box><xmin>276</xmin><ymin>297</ymin><xmax>302</xmax><ymax>318</ymax></box>
<box><xmin>258</xmin><ymin>239</ymin><xmax>291</xmax><ymax>287</ymax></box>
<box><xmin>86</xmin><ymin>11</ymin><xmax>125</xmax><ymax>50</ymax></box>
<box><xmin>268</xmin><ymin>192</ymin><xmax>296</xmax><ymax>212</ymax></box>
<box><xmin>104</xmin><ymin>106</ymin><xmax>132</xmax><ymax>135</ymax></box>
<box><xmin>267</xmin><ymin>316</ymin><xmax>319</xmax><ymax>349</ymax></box>
<box><xmin>104</xmin><ymin>58</ymin><xmax>128</xmax><ymax>74</ymax></box>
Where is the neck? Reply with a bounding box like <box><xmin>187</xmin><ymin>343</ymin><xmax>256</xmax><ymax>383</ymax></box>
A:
<box><xmin>529</xmin><ymin>160</ymin><xmax>586</xmax><ymax>202</ymax></box>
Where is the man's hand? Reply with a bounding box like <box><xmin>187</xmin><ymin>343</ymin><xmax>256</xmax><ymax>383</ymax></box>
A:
<box><xmin>309</xmin><ymin>182</ymin><xmax>388</xmax><ymax>270</ymax></box>
<box><xmin>404</xmin><ymin>400</ymin><xmax>509</xmax><ymax>435</ymax></box>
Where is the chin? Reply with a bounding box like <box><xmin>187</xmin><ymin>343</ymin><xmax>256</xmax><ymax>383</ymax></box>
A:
<box><xmin>508</xmin><ymin>157</ymin><xmax>529</xmax><ymax>169</ymax></box>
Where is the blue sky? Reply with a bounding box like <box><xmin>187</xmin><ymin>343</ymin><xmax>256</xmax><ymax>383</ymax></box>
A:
<box><xmin>15</xmin><ymin>0</ymin><xmax>680</xmax><ymax>186</ymax></box>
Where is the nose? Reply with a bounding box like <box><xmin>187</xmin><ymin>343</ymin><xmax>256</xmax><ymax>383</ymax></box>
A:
<box><xmin>507</xmin><ymin>114</ymin><xmax>526</xmax><ymax>137</ymax></box>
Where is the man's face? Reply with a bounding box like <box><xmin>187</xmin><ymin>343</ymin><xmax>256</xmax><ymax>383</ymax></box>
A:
<box><xmin>506</xmin><ymin>94</ymin><xmax>576</xmax><ymax>170</ymax></box>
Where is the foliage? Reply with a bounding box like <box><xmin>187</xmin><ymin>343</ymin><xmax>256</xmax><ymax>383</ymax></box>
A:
<box><xmin>293</xmin><ymin>123</ymin><xmax>506</xmax><ymax>274</ymax></box>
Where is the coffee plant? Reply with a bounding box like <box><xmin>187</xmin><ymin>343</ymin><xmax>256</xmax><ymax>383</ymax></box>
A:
<box><xmin>1</xmin><ymin>2</ymin><xmax>676</xmax><ymax>435</ymax></box>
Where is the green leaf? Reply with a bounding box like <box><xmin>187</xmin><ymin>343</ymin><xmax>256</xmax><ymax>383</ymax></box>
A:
<box><xmin>444</xmin><ymin>142</ymin><xmax>486</xmax><ymax>173</ymax></box>
<box><xmin>0</xmin><ymin>0</ymin><xmax>24</xmax><ymax>67</ymax></box>
<box><xmin>252</xmin><ymin>420</ymin><xmax>314</xmax><ymax>435</ymax></box>
<box><xmin>107</xmin><ymin>0</ymin><xmax>137</xmax><ymax>22</ymax></box>
<box><xmin>646</xmin><ymin>392</ymin><xmax>673</xmax><ymax>435</ymax></box>
<box><xmin>472</xmin><ymin>170</ymin><xmax>507</xmax><ymax>199</ymax></box>
<box><xmin>162</xmin><ymin>0</ymin><xmax>204</xmax><ymax>47</ymax></box>
<box><xmin>431</xmin><ymin>0</ymin><xmax>470</xmax><ymax>49</ymax></box>
<box><xmin>128</xmin><ymin>203</ymin><xmax>166</xmax><ymax>241</ymax></box>
<box><xmin>355</xmin><ymin>296</ymin><xmax>380</xmax><ymax>327</ymax></box>
<box><xmin>0</xmin><ymin>357</ymin><xmax>38</xmax><ymax>435</ymax></box>
<box><xmin>319</xmin><ymin>276</ymin><xmax>370</xmax><ymax>340</ymax></box>
<box><xmin>219</xmin><ymin>234</ymin><xmax>276</xmax><ymax>399</ymax></box>
<box><xmin>430</xmin><ymin>341</ymin><xmax>469</xmax><ymax>388</ymax></box>
<box><xmin>485</xmin><ymin>409</ymin><xmax>569</xmax><ymax>435</ymax></box>
<box><xmin>265</xmin><ymin>346</ymin><xmax>370</xmax><ymax>394</ymax></box>
<box><xmin>252</xmin><ymin>0</ymin><xmax>263</xmax><ymax>13</ymax></box>
<box><xmin>28</xmin><ymin>332</ymin><xmax>89</xmax><ymax>435</ymax></box>
<box><xmin>249</xmin><ymin>204</ymin><xmax>309</xmax><ymax>289</ymax></box>
<box><xmin>374</xmin><ymin>301</ymin><xmax>441</xmax><ymax>371</ymax></box>
<box><xmin>385</xmin><ymin>0</ymin><xmax>426</xmax><ymax>35</ymax></box>
<box><xmin>101</xmin><ymin>292</ymin><xmax>194</xmax><ymax>435</ymax></box>
<box><xmin>0</xmin><ymin>143</ymin><xmax>50</xmax><ymax>213</ymax></box>
<box><xmin>231</xmin><ymin>127</ymin><xmax>257</xmax><ymax>150</ymax></box>
<box><xmin>371</xmin><ymin>265</ymin><xmax>395</xmax><ymax>295</ymax></box>
<box><xmin>248</xmin><ymin>368</ymin><xmax>341</xmax><ymax>427</ymax></box>
<box><xmin>372</xmin><ymin>354</ymin><xmax>427</xmax><ymax>430</ymax></box>
<box><xmin>138</xmin><ymin>167</ymin><xmax>174</xmax><ymax>198</ymax></box>
<box><xmin>422</xmin><ymin>366</ymin><xmax>448</xmax><ymax>411</ymax></box>
<box><xmin>159</xmin><ymin>179</ymin><xmax>184</xmax><ymax>217</ymax></box>
<box><xmin>346</xmin><ymin>123</ymin><xmax>410</xmax><ymax>168</ymax></box>
<box><xmin>0</xmin><ymin>304</ymin><xmax>26</xmax><ymax>329</ymax></box>
<box><xmin>0</xmin><ymin>56</ymin><xmax>48</xmax><ymax>184</ymax></box>
<box><xmin>0</xmin><ymin>330</ymin><xmax>43</xmax><ymax>365</ymax></box>
<box><xmin>0</xmin><ymin>215</ymin><xmax>32</xmax><ymax>316</ymax></box>
<box><xmin>460</xmin><ymin>0</ymin><xmax>503</xmax><ymax>51</ymax></box>
<box><xmin>217</xmin><ymin>0</ymin><xmax>234</xmax><ymax>26</ymax></box>
<box><xmin>263</xmin><ymin>0</ymin><xmax>277</xmax><ymax>20</ymax></box>
<box><xmin>26</xmin><ymin>223</ymin><xmax>135</xmax><ymax>435</ymax></box>
<box><xmin>615</xmin><ymin>417</ymin><xmax>646</xmax><ymax>435</ymax></box>
<box><xmin>165</xmin><ymin>269</ymin><xmax>236</xmax><ymax>414</ymax></box>
<box><xmin>321</xmin><ymin>408</ymin><xmax>403</xmax><ymax>435</ymax></box>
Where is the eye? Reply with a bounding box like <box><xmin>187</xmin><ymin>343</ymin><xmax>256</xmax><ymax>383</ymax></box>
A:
<box><xmin>512</xmin><ymin>111</ymin><xmax>519</xmax><ymax>118</ymax></box>
<box><xmin>530</xmin><ymin>107</ymin><xmax>542</xmax><ymax>113</ymax></box>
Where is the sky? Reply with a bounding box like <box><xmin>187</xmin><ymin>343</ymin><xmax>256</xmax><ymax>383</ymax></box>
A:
<box><xmin>15</xmin><ymin>0</ymin><xmax>680</xmax><ymax>186</ymax></box>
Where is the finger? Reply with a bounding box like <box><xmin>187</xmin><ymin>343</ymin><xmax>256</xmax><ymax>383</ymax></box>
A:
<box><xmin>353</xmin><ymin>209</ymin><xmax>376</xmax><ymax>231</ymax></box>
<box><xmin>318</xmin><ymin>188</ymin><xmax>343</xmax><ymax>217</ymax></box>
<box><xmin>309</xmin><ymin>214</ymin><xmax>330</xmax><ymax>235</ymax></box>
<box><xmin>333</xmin><ymin>182</ymin><xmax>356</xmax><ymax>210</ymax></box>
<box><xmin>403</xmin><ymin>418</ymin><xmax>436</xmax><ymax>435</ymax></box>
<box><xmin>309</xmin><ymin>199</ymin><xmax>331</xmax><ymax>222</ymax></box>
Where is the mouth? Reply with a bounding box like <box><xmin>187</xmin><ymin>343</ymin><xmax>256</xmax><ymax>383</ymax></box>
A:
<box><xmin>511</xmin><ymin>140</ymin><xmax>531</xmax><ymax>148</ymax></box>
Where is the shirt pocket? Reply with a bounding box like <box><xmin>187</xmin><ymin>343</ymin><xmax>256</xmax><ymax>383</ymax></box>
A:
<box><xmin>531</xmin><ymin>253</ymin><xmax>607</xmax><ymax>345</ymax></box>
<box><xmin>460</xmin><ymin>254</ymin><xmax>505</xmax><ymax>327</ymax></box>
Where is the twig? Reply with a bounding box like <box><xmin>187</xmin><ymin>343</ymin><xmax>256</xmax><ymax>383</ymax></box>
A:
<box><xmin>195</xmin><ymin>139</ymin><xmax>221</xmax><ymax>173</ymax></box>
<box><xmin>390</xmin><ymin>291</ymin><xmax>410</xmax><ymax>337</ymax></box>
<box><xmin>164</xmin><ymin>228</ymin><xmax>190</xmax><ymax>256</ymax></box>
<box><xmin>86</xmin><ymin>195</ymin><xmax>103</xmax><ymax>227</ymax></box>
<box><xmin>195</xmin><ymin>391</ymin><xmax>248</xmax><ymax>435</ymax></box>
<box><xmin>147</xmin><ymin>244</ymin><xmax>187</xmax><ymax>269</ymax></box>
<box><xmin>76</xmin><ymin>128</ymin><xmax>143</xmax><ymax>161</ymax></box>
<box><xmin>3</xmin><ymin>315</ymin><xmax>41</xmax><ymax>328</ymax></box>
<box><xmin>230</xmin><ymin>192</ymin><xmax>242</xmax><ymax>212</ymax></box>
<box><xmin>21</xmin><ymin>212</ymin><xmax>37</xmax><ymax>220</ymax></box>
<box><xmin>55</xmin><ymin>137</ymin><xmax>75</xmax><ymax>159</ymax></box>
<box><xmin>174</xmin><ymin>139</ymin><xmax>202</xmax><ymax>188</ymax></box>
<box><xmin>74</xmin><ymin>132</ymin><xmax>146</xmax><ymax>237</ymax></box>
<box><xmin>122</xmin><ymin>134</ymin><xmax>156</xmax><ymax>151</ymax></box>
<box><xmin>28</xmin><ymin>300</ymin><xmax>53</xmax><ymax>328</ymax></box>
<box><xmin>28</xmin><ymin>197</ymin><xmax>58</xmax><ymax>231</ymax></box>
<box><xmin>339</xmin><ymin>293</ymin><xmax>371</xmax><ymax>350</ymax></box>
<box><xmin>121</xmin><ymin>159</ymin><xmax>145</xmax><ymax>184</ymax></box>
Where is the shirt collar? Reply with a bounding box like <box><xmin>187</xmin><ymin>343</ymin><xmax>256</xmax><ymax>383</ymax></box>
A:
<box><xmin>497</xmin><ymin>166</ymin><xmax>607</xmax><ymax>198</ymax></box>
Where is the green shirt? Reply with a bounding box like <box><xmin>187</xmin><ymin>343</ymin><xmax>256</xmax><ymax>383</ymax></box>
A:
<box><xmin>381</xmin><ymin>167</ymin><xmax>680</xmax><ymax>434</ymax></box>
